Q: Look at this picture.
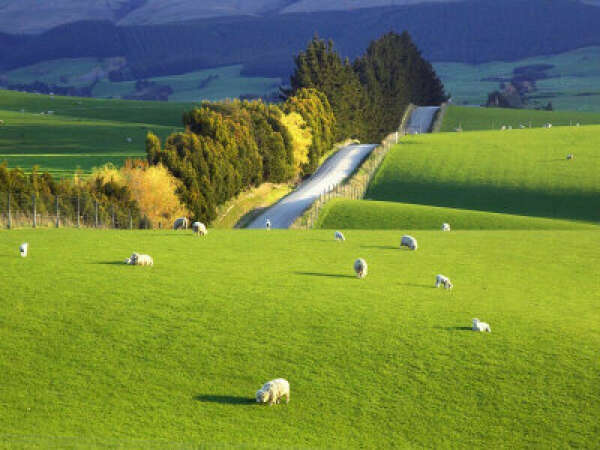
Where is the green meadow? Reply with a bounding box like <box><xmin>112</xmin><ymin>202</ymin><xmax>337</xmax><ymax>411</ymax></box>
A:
<box><xmin>0</xmin><ymin>90</ymin><xmax>190</xmax><ymax>177</ymax></box>
<box><xmin>0</xmin><ymin>228</ymin><xmax>598</xmax><ymax>447</ymax></box>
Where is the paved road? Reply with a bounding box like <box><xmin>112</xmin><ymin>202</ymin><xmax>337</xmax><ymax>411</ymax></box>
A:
<box><xmin>406</xmin><ymin>106</ymin><xmax>440</xmax><ymax>134</ymax></box>
<box><xmin>247</xmin><ymin>144</ymin><xmax>377</xmax><ymax>229</ymax></box>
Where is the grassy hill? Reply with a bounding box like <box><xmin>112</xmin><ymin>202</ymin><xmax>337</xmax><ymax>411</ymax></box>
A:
<box><xmin>361</xmin><ymin>126</ymin><xmax>599</xmax><ymax>223</ymax></box>
<box><xmin>0</xmin><ymin>90</ymin><xmax>190</xmax><ymax>176</ymax></box>
<box><xmin>316</xmin><ymin>199</ymin><xmax>598</xmax><ymax>230</ymax></box>
<box><xmin>0</xmin><ymin>228</ymin><xmax>598</xmax><ymax>446</ymax></box>
<box><xmin>440</xmin><ymin>105</ymin><xmax>600</xmax><ymax>132</ymax></box>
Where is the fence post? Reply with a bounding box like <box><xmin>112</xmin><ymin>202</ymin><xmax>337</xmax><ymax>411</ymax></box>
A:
<box><xmin>111</xmin><ymin>205</ymin><xmax>115</xmax><ymax>229</ymax></box>
<box><xmin>77</xmin><ymin>195</ymin><xmax>81</xmax><ymax>228</ymax></box>
<box><xmin>7</xmin><ymin>192</ymin><xmax>12</xmax><ymax>229</ymax></box>
<box><xmin>55</xmin><ymin>195</ymin><xmax>60</xmax><ymax>228</ymax></box>
<box><xmin>95</xmin><ymin>201</ymin><xmax>99</xmax><ymax>228</ymax></box>
<box><xmin>129</xmin><ymin>209</ymin><xmax>133</xmax><ymax>230</ymax></box>
<box><xmin>32</xmin><ymin>194</ymin><xmax>36</xmax><ymax>228</ymax></box>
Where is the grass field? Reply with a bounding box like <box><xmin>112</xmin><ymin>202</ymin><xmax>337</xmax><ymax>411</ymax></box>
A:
<box><xmin>0</xmin><ymin>228</ymin><xmax>598</xmax><ymax>447</ymax></box>
<box><xmin>440</xmin><ymin>105</ymin><xmax>600</xmax><ymax>132</ymax></box>
<box><xmin>1</xmin><ymin>60</ymin><xmax>281</xmax><ymax>102</ymax></box>
<box><xmin>0</xmin><ymin>90</ymin><xmax>190</xmax><ymax>177</ymax></box>
<box><xmin>317</xmin><ymin>199</ymin><xmax>598</xmax><ymax>230</ymax></box>
<box><xmin>434</xmin><ymin>46</ymin><xmax>600</xmax><ymax>112</ymax></box>
<box><xmin>361</xmin><ymin>126</ymin><xmax>600</xmax><ymax>224</ymax></box>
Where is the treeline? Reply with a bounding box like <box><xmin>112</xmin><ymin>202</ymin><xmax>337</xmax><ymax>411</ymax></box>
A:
<box><xmin>146</xmin><ymin>89</ymin><xmax>335</xmax><ymax>222</ymax></box>
<box><xmin>288</xmin><ymin>32</ymin><xmax>447</xmax><ymax>142</ymax></box>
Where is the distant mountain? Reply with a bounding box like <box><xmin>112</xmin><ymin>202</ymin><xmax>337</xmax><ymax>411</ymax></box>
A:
<box><xmin>1</xmin><ymin>0</ymin><xmax>599</xmax><ymax>81</ymax></box>
<box><xmin>0</xmin><ymin>0</ymin><xmax>477</xmax><ymax>34</ymax></box>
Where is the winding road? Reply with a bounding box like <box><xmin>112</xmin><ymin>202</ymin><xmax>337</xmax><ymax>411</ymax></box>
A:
<box><xmin>247</xmin><ymin>144</ymin><xmax>377</xmax><ymax>229</ymax></box>
<box><xmin>406</xmin><ymin>106</ymin><xmax>440</xmax><ymax>134</ymax></box>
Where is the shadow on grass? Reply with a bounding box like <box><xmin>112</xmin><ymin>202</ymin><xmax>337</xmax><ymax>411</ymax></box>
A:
<box><xmin>194</xmin><ymin>395</ymin><xmax>254</xmax><ymax>405</ymax></box>
<box><xmin>438</xmin><ymin>326</ymin><xmax>473</xmax><ymax>331</ymax></box>
<box><xmin>94</xmin><ymin>261</ymin><xmax>127</xmax><ymax>265</ymax></box>
<box><xmin>295</xmin><ymin>271</ymin><xmax>355</xmax><ymax>279</ymax></box>
<box><xmin>360</xmin><ymin>245</ymin><xmax>398</xmax><ymax>250</ymax></box>
<box><xmin>401</xmin><ymin>283</ymin><xmax>435</xmax><ymax>289</ymax></box>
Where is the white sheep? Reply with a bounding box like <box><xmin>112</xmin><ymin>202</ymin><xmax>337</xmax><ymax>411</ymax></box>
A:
<box><xmin>173</xmin><ymin>217</ymin><xmax>188</xmax><ymax>230</ymax></box>
<box><xmin>400</xmin><ymin>235</ymin><xmax>418</xmax><ymax>251</ymax></box>
<box><xmin>334</xmin><ymin>231</ymin><xmax>345</xmax><ymax>241</ymax></box>
<box><xmin>435</xmin><ymin>274</ymin><xmax>453</xmax><ymax>289</ymax></box>
<box><xmin>126</xmin><ymin>137</ymin><xmax>132</xmax><ymax>143</ymax></box>
<box><xmin>124</xmin><ymin>252</ymin><xmax>153</xmax><ymax>266</ymax></box>
<box><xmin>441</xmin><ymin>223</ymin><xmax>451</xmax><ymax>232</ymax></box>
<box><xmin>0</xmin><ymin>119</ymin><xmax>5</xmax><ymax>126</ymax></box>
<box><xmin>192</xmin><ymin>221</ymin><xmax>207</xmax><ymax>236</ymax></box>
<box><xmin>566</xmin><ymin>154</ymin><xmax>574</xmax><ymax>160</ymax></box>
<box><xmin>266</xmin><ymin>218</ymin><xmax>271</xmax><ymax>231</ymax></box>
<box><xmin>19</xmin><ymin>243</ymin><xmax>28</xmax><ymax>257</ymax></box>
<box><xmin>256</xmin><ymin>378</ymin><xmax>290</xmax><ymax>405</ymax></box>
<box><xmin>354</xmin><ymin>258</ymin><xmax>368</xmax><ymax>279</ymax></box>
<box><xmin>544</xmin><ymin>122</ymin><xmax>552</xmax><ymax>129</ymax></box>
<box><xmin>501</xmin><ymin>125</ymin><xmax>506</xmax><ymax>130</ymax></box>
<box><xmin>472</xmin><ymin>318</ymin><xmax>491</xmax><ymax>332</ymax></box>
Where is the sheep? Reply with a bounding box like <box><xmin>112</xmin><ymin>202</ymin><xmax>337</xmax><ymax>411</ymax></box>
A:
<box><xmin>435</xmin><ymin>274</ymin><xmax>453</xmax><ymax>289</ymax></box>
<box><xmin>0</xmin><ymin>119</ymin><xmax>4</xmax><ymax>126</ymax></box>
<box><xmin>507</xmin><ymin>125</ymin><xmax>512</xmax><ymax>130</ymax></box>
<box><xmin>441</xmin><ymin>223</ymin><xmax>451</xmax><ymax>232</ymax></box>
<box><xmin>472</xmin><ymin>318</ymin><xmax>491</xmax><ymax>332</ymax></box>
<box><xmin>124</xmin><ymin>252</ymin><xmax>153</xmax><ymax>266</ymax></box>
<box><xmin>173</xmin><ymin>217</ymin><xmax>188</xmax><ymax>230</ymax></box>
<box><xmin>566</xmin><ymin>154</ymin><xmax>574</xmax><ymax>160</ymax></box>
<box><xmin>334</xmin><ymin>231</ymin><xmax>345</xmax><ymax>241</ymax></box>
<box><xmin>501</xmin><ymin>125</ymin><xmax>506</xmax><ymax>130</ymax></box>
<box><xmin>19</xmin><ymin>243</ymin><xmax>28</xmax><ymax>257</ymax></box>
<box><xmin>544</xmin><ymin>122</ymin><xmax>552</xmax><ymax>129</ymax></box>
<box><xmin>266</xmin><ymin>218</ymin><xmax>271</xmax><ymax>231</ymax></box>
<box><xmin>354</xmin><ymin>258</ymin><xmax>368</xmax><ymax>279</ymax></box>
<box><xmin>400</xmin><ymin>235</ymin><xmax>418</xmax><ymax>251</ymax></box>
<box><xmin>192</xmin><ymin>221</ymin><xmax>207</xmax><ymax>236</ymax></box>
<box><xmin>256</xmin><ymin>378</ymin><xmax>290</xmax><ymax>405</ymax></box>
<box><xmin>519</xmin><ymin>123</ymin><xmax>526</xmax><ymax>129</ymax></box>
<box><xmin>126</xmin><ymin>137</ymin><xmax>132</xmax><ymax>143</ymax></box>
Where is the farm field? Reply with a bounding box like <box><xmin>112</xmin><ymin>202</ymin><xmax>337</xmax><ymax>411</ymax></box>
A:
<box><xmin>1</xmin><ymin>60</ymin><xmax>282</xmax><ymax>103</ymax></box>
<box><xmin>440</xmin><ymin>105</ymin><xmax>600</xmax><ymax>132</ymax></box>
<box><xmin>0</xmin><ymin>228</ymin><xmax>598</xmax><ymax>447</ymax></box>
<box><xmin>434</xmin><ymin>46</ymin><xmax>600</xmax><ymax>112</ymax></box>
<box><xmin>316</xmin><ymin>199</ymin><xmax>598</xmax><ymax>230</ymax></box>
<box><xmin>363</xmin><ymin>126</ymin><xmax>600</xmax><ymax>223</ymax></box>
<box><xmin>0</xmin><ymin>90</ymin><xmax>189</xmax><ymax>177</ymax></box>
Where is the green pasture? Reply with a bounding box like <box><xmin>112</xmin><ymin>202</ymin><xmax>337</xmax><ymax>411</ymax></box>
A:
<box><xmin>316</xmin><ymin>199</ymin><xmax>598</xmax><ymax>230</ymax></box>
<box><xmin>440</xmin><ymin>105</ymin><xmax>600</xmax><ymax>132</ymax></box>
<box><xmin>0</xmin><ymin>228</ymin><xmax>598</xmax><ymax>447</ymax></box>
<box><xmin>434</xmin><ymin>46</ymin><xmax>600</xmax><ymax>112</ymax></box>
<box><xmin>365</xmin><ymin>126</ymin><xmax>600</xmax><ymax>223</ymax></box>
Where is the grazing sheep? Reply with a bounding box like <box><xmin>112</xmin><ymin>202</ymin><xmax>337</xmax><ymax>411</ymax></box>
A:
<box><xmin>173</xmin><ymin>217</ymin><xmax>188</xmax><ymax>230</ymax></box>
<box><xmin>266</xmin><ymin>218</ymin><xmax>271</xmax><ymax>231</ymax></box>
<box><xmin>192</xmin><ymin>221</ymin><xmax>207</xmax><ymax>236</ymax></box>
<box><xmin>472</xmin><ymin>318</ymin><xmax>491</xmax><ymax>332</ymax></box>
<box><xmin>544</xmin><ymin>122</ymin><xmax>552</xmax><ymax>129</ymax></box>
<box><xmin>435</xmin><ymin>274</ymin><xmax>453</xmax><ymax>289</ymax></box>
<box><xmin>507</xmin><ymin>125</ymin><xmax>512</xmax><ymax>130</ymax></box>
<box><xmin>519</xmin><ymin>123</ymin><xmax>526</xmax><ymax>129</ymax></box>
<box><xmin>566</xmin><ymin>154</ymin><xmax>574</xmax><ymax>160</ymax></box>
<box><xmin>0</xmin><ymin>119</ymin><xmax>4</xmax><ymax>125</ymax></box>
<box><xmin>126</xmin><ymin>137</ymin><xmax>132</xmax><ymax>143</ymax></box>
<box><xmin>400</xmin><ymin>235</ymin><xmax>418</xmax><ymax>251</ymax></box>
<box><xmin>19</xmin><ymin>243</ymin><xmax>28</xmax><ymax>257</ymax></box>
<box><xmin>256</xmin><ymin>378</ymin><xmax>290</xmax><ymax>405</ymax></box>
<box><xmin>441</xmin><ymin>223</ymin><xmax>451</xmax><ymax>232</ymax></box>
<box><xmin>124</xmin><ymin>252</ymin><xmax>153</xmax><ymax>266</ymax></box>
<box><xmin>334</xmin><ymin>231</ymin><xmax>345</xmax><ymax>241</ymax></box>
<box><xmin>354</xmin><ymin>258</ymin><xmax>368</xmax><ymax>279</ymax></box>
<box><xmin>501</xmin><ymin>125</ymin><xmax>506</xmax><ymax>130</ymax></box>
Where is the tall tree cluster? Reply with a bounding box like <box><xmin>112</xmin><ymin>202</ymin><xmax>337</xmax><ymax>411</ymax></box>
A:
<box><xmin>289</xmin><ymin>32</ymin><xmax>447</xmax><ymax>142</ymax></box>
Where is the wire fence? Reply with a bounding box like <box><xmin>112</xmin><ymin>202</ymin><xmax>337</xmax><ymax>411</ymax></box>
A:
<box><xmin>0</xmin><ymin>192</ymin><xmax>145</xmax><ymax>229</ymax></box>
<box><xmin>294</xmin><ymin>104</ymin><xmax>416</xmax><ymax>229</ymax></box>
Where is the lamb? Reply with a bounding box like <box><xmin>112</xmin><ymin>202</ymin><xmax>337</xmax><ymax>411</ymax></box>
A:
<box><xmin>19</xmin><ymin>243</ymin><xmax>28</xmax><ymax>257</ymax></box>
<box><xmin>192</xmin><ymin>221</ymin><xmax>207</xmax><ymax>236</ymax></box>
<box><xmin>400</xmin><ymin>235</ymin><xmax>418</xmax><ymax>251</ymax></box>
<box><xmin>472</xmin><ymin>318</ymin><xmax>491</xmax><ymax>332</ymax></box>
<box><xmin>354</xmin><ymin>258</ymin><xmax>368</xmax><ymax>279</ymax></box>
<box><xmin>441</xmin><ymin>223</ymin><xmax>451</xmax><ymax>232</ymax></box>
<box><xmin>334</xmin><ymin>231</ymin><xmax>345</xmax><ymax>241</ymax></box>
<box><xmin>124</xmin><ymin>252</ymin><xmax>153</xmax><ymax>266</ymax></box>
<box><xmin>173</xmin><ymin>217</ymin><xmax>188</xmax><ymax>230</ymax></box>
<box><xmin>266</xmin><ymin>218</ymin><xmax>271</xmax><ymax>231</ymax></box>
<box><xmin>256</xmin><ymin>378</ymin><xmax>290</xmax><ymax>405</ymax></box>
<box><xmin>435</xmin><ymin>274</ymin><xmax>453</xmax><ymax>289</ymax></box>
<box><xmin>566</xmin><ymin>154</ymin><xmax>574</xmax><ymax>160</ymax></box>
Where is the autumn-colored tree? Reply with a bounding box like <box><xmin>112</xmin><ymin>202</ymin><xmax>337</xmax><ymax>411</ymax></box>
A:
<box><xmin>280</xmin><ymin>111</ymin><xmax>312</xmax><ymax>175</ymax></box>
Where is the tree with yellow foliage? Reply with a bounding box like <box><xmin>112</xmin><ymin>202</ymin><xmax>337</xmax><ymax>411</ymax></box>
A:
<box><xmin>280</xmin><ymin>111</ymin><xmax>312</xmax><ymax>176</ymax></box>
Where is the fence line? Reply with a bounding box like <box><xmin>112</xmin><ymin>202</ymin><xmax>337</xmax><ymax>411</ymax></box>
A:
<box><xmin>293</xmin><ymin>104</ymin><xmax>416</xmax><ymax>229</ymax></box>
